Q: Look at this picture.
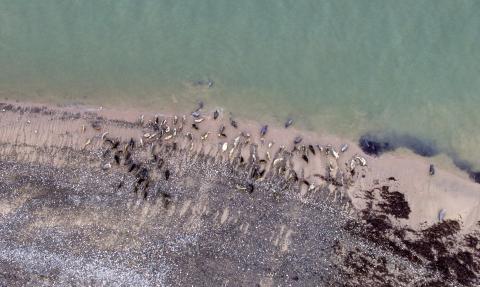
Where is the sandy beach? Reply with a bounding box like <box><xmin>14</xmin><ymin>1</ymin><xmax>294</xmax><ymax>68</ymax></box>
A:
<box><xmin>0</xmin><ymin>99</ymin><xmax>479</xmax><ymax>286</ymax></box>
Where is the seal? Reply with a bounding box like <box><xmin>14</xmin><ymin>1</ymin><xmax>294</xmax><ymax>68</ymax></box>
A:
<box><xmin>294</xmin><ymin>136</ymin><xmax>303</xmax><ymax>145</ymax></box>
<box><xmin>354</xmin><ymin>156</ymin><xmax>367</xmax><ymax>166</ymax></box>
<box><xmin>91</xmin><ymin>121</ymin><xmax>102</xmax><ymax>131</ymax></box>
<box><xmin>260</xmin><ymin>125</ymin><xmax>268</xmax><ymax>137</ymax></box>
<box><xmin>82</xmin><ymin>138</ymin><xmax>91</xmax><ymax>150</ymax></box>
<box><xmin>330</xmin><ymin>148</ymin><xmax>339</xmax><ymax>159</ymax></box>
<box><xmin>438</xmin><ymin>208</ymin><xmax>446</xmax><ymax>221</ymax></box>
<box><xmin>230</xmin><ymin>117</ymin><xmax>238</xmax><ymax>129</ymax></box>
<box><xmin>218</xmin><ymin>125</ymin><xmax>227</xmax><ymax>137</ymax></box>
<box><xmin>429</xmin><ymin>164</ymin><xmax>435</xmax><ymax>176</ymax></box>
<box><xmin>285</xmin><ymin>118</ymin><xmax>294</xmax><ymax>128</ymax></box>
<box><xmin>128</xmin><ymin>138</ymin><xmax>136</xmax><ymax>149</ymax></box>
<box><xmin>114</xmin><ymin>153</ymin><xmax>121</xmax><ymax>165</ymax></box>
<box><xmin>302</xmin><ymin>154</ymin><xmax>309</xmax><ymax>163</ymax></box>
<box><xmin>201</xmin><ymin>132</ymin><xmax>210</xmax><ymax>141</ymax></box>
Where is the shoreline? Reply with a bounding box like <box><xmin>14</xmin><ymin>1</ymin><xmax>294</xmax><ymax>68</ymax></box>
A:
<box><xmin>1</xmin><ymin>99</ymin><xmax>478</xmax><ymax>230</ymax></box>
<box><xmin>5</xmin><ymin>95</ymin><xmax>479</xmax><ymax>180</ymax></box>
<box><xmin>0</xmin><ymin>99</ymin><xmax>479</xmax><ymax>285</ymax></box>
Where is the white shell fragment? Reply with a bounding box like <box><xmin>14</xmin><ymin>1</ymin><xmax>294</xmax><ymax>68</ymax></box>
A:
<box><xmin>340</xmin><ymin>144</ymin><xmax>349</xmax><ymax>153</ymax></box>
<box><xmin>222</xmin><ymin>142</ymin><xmax>228</xmax><ymax>152</ymax></box>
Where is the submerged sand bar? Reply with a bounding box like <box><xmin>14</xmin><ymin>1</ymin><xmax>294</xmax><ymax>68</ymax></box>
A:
<box><xmin>0</xmin><ymin>100</ymin><xmax>479</xmax><ymax>286</ymax></box>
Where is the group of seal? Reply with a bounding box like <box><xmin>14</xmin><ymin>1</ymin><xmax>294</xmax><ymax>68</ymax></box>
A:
<box><xmin>97</xmin><ymin>101</ymin><xmax>368</xmax><ymax>207</ymax></box>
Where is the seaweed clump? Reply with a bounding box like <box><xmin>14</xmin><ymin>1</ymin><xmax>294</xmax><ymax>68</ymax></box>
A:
<box><xmin>377</xmin><ymin>185</ymin><xmax>411</xmax><ymax>219</ymax></box>
<box><xmin>341</xmin><ymin>179</ymin><xmax>480</xmax><ymax>286</ymax></box>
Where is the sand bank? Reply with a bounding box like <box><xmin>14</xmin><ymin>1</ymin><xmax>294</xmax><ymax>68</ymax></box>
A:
<box><xmin>1</xmin><ymin>100</ymin><xmax>477</xmax><ymax>230</ymax></box>
<box><xmin>0</xmin><ymin>100</ymin><xmax>479</xmax><ymax>286</ymax></box>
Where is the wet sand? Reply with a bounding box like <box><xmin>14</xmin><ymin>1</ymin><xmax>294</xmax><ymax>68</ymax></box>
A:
<box><xmin>0</xmin><ymin>100</ymin><xmax>479</xmax><ymax>286</ymax></box>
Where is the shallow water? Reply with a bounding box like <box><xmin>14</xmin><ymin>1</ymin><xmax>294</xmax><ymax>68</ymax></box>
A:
<box><xmin>0</xmin><ymin>0</ymin><xmax>479</xmax><ymax>168</ymax></box>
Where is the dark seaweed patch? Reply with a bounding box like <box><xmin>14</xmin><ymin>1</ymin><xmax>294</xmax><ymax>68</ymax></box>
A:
<box><xmin>343</xmin><ymin>183</ymin><xmax>480</xmax><ymax>286</ymax></box>
<box><xmin>378</xmin><ymin>185</ymin><xmax>411</xmax><ymax>219</ymax></box>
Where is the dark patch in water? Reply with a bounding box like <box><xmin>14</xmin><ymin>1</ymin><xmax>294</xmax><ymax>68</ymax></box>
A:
<box><xmin>470</xmin><ymin>172</ymin><xmax>480</xmax><ymax>183</ymax></box>
<box><xmin>358</xmin><ymin>134</ymin><xmax>395</xmax><ymax>156</ymax></box>
<box><xmin>359</xmin><ymin>133</ymin><xmax>439</xmax><ymax>157</ymax></box>
<box><xmin>359</xmin><ymin>132</ymin><xmax>480</xmax><ymax>184</ymax></box>
<box><xmin>451</xmin><ymin>157</ymin><xmax>480</xmax><ymax>184</ymax></box>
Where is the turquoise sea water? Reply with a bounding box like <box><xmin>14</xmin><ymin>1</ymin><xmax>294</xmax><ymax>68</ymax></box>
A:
<box><xmin>0</xmin><ymin>0</ymin><xmax>479</xmax><ymax>168</ymax></box>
